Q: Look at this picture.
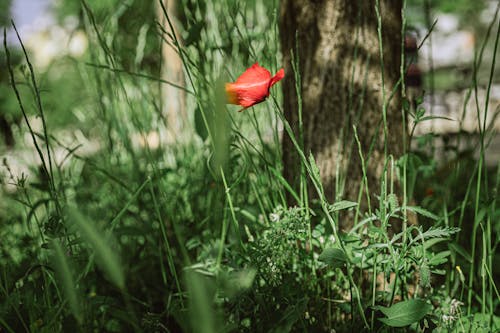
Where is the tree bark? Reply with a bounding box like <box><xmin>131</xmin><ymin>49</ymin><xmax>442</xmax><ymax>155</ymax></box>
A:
<box><xmin>280</xmin><ymin>0</ymin><xmax>403</xmax><ymax>230</ymax></box>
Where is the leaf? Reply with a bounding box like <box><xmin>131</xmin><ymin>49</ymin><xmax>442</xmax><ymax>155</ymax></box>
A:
<box><xmin>185</xmin><ymin>269</ymin><xmax>217</xmax><ymax>333</ymax></box>
<box><xmin>219</xmin><ymin>268</ymin><xmax>257</xmax><ymax>298</ymax></box>
<box><xmin>184</xmin><ymin>21</ymin><xmax>203</xmax><ymax>46</ymax></box>
<box><xmin>423</xmin><ymin>237</ymin><xmax>447</xmax><ymax>250</ymax></box>
<box><xmin>431</xmin><ymin>269</ymin><xmax>446</xmax><ymax>275</ymax></box>
<box><xmin>376</xmin><ymin>299</ymin><xmax>432</xmax><ymax>327</ymax></box>
<box><xmin>308</xmin><ymin>152</ymin><xmax>322</xmax><ymax>187</ymax></box>
<box><xmin>413</xmin><ymin>226</ymin><xmax>460</xmax><ymax>243</ymax></box>
<box><xmin>406</xmin><ymin>206</ymin><xmax>439</xmax><ymax>221</ymax></box>
<box><xmin>428</xmin><ymin>250</ymin><xmax>451</xmax><ymax>266</ymax></box>
<box><xmin>415</xmin><ymin>107</ymin><xmax>426</xmax><ymax>119</ymax></box>
<box><xmin>67</xmin><ymin>208</ymin><xmax>125</xmax><ymax>289</ymax></box>
<box><xmin>319</xmin><ymin>247</ymin><xmax>348</xmax><ymax>268</ymax></box>
<box><xmin>419</xmin><ymin>262</ymin><xmax>431</xmax><ymax>288</ymax></box>
<box><xmin>51</xmin><ymin>240</ymin><xmax>83</xmax><ymax>324</ymax></box>
<box><xmin>448</xmin><ymin>242</ymin><xmax>472</xmax><ymax>263</ymax></box>
<box><xmin>194</xmin><ymin>106</ymin><xmax>209</xmax><ymax>141</ymax></box>
<box><xmin>402</xmin><ymin>98</ymin><xmax>410</xmax><ymax>111</ymax></box>
<box><xmin>330</xmin><ymin>200</ymin><xmax>358</xmax><ymax>212</ymax></box>
<box><xmin>415</xmin><ymin>95</ymin><xmax>424</xmax><ymax>106</ymax></box>
<box><xmin>387</xmin><ymin>193</ymin><xmax>399</xmax><ymax>212</ymax></box>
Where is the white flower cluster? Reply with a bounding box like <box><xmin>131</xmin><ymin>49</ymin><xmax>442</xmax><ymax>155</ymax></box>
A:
<box><xmin>269</xmin><ymin>212</ymin><xmax>280</xmax><ymax>223</ymax></box>
<box><xmin>441</xmin><ymin>299</ymin><xmax>464</xmax><ymax>327</ymax></box>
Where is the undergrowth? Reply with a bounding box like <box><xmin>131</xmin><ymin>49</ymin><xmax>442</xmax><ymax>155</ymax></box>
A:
<box><xmin>0</xmin><ymin>0</ymin><xmax>499</xmax><ymax>332</ymax></box>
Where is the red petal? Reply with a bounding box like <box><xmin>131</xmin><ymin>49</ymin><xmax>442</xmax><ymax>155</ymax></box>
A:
<box><xmin>225</xmin><ymin>82</ymin><xmax>264</xmax><ymax>108</ymax></box>
<box><xmin>234</xmin><ymin>62</ymin><xmax>272</xmax><ymax>84</ymax></box>
<box><xmin>225</xmin><ymin>63</ymin><xmax>285</xmax><ymax>109</ymax></box>
<box><xmin>270</xmin><ymin>68</ymin><xmax>285</xmax><ymax>87</ymax></box>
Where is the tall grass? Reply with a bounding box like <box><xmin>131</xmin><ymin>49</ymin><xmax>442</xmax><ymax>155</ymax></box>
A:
<box><xmin>1</xmin><ymin>0</ymin><xmax>499</xmax><ymax>332</ymax></box>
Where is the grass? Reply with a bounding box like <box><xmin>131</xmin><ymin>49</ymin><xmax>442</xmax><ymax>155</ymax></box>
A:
<box><xmin>1</xmin><ymin>0</ymin><xmax>500</xmax><ymax>332</ymax></box>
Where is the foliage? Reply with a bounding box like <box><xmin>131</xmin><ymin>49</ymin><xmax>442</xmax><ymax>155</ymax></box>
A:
<box><xmin>0</xmin><ymin>0</ymin><xmax>499</xmax><ymax>332</ymax></box>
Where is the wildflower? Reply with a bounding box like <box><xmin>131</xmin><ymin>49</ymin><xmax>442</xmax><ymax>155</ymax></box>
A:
<box><xmin>456</xmin><ymin>265</ymin><xmax>465</xmax><ymax>283</ymax></box>
<box><xmin>442</xmin><ymin>314</ymin><xmax>453</xmax><ymax>325</ymax></box>
<box><xmin>449</xmin><ymin>299</ymin><xmax>463</xmax><ymax>316</ymax></box>
<box><xmin>225</xmin><ymin>62</ymin><xmax>284</xmax><ymax>110</ymax></box>
<box><xmin>441</xmin><ymin>298</ymin><xmax>464</xmax><ymax>328</ymax></box>
<box><xmin>269</xmin><ymin>213</ymin><xmax>280</xmax><ymax>222</ymax></box>
<box><xmin>328</xmin><ymin>235</ymin><xmax>336</xmax><ymax>244</ymax></box>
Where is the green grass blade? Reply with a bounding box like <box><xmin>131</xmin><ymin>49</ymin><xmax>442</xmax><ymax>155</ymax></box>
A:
<box><xmin>186</xmin><ymin>269</ymin><xmax>217</xmax><ymax>333</ymax></box>
<box><xmin>51</xmin><ymin>240</ymin><xmax>83</xmax><ymax>324</ymax></box>
<box><xmin>67</xmin><ymin>208</ymin><xmax>125</xmax><ymax>289</ymax></box>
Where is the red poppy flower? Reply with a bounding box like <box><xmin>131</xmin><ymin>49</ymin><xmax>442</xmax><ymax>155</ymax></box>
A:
<box><xmin>225</xmin><ymin>62</ymin><xmax>284</xmax><ymax>110</ymax></box>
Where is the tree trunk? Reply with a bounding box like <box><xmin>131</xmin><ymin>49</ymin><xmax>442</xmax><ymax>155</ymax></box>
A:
<box><xmin>280</xmin><ymin>0</ymin><xmax>403</xmax><ymax>230</ymax></box>
<box><xmin>157</xmin><ymin>0</ymin><xmax>186</xmax><ymax>139</ymax></box>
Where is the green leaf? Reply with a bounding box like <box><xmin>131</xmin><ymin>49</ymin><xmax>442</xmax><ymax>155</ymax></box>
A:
<box><xmin>428</xmin><ymin>250</ymin><xmax>451</xmax><ymax>266</ymax></box>
<box><xmin>376</xmin><ymin>299</ymin><xmax>432</xmax><ymax>327</ymax></box>
<box><xmin>448</xmin><ymin>242</ymin><xmax>472</xmax><ymax>263</ymax></box>
<box><xmin>194</xmin><ymin>106</ymin><xmax>208</xmax><ymax>141</ymax></box>
<box><xmin>51</xmin><ymin>240</ymin><xmax>83</xmax><ymax>324</ymax></box>
<box><xmin>319</xmin><ymin>247</ymin><xmax>348</xmax><ymax>268</ymax></box>
<box><xmin>330</xmin><ymin>200</ymin><xmax>358</xmax><ymax>212</ymax></box>
<box><xmin>402</xmin><ymin>98</ymin><xmax>410</xmax><ymax>111</ymax></box>
<box><xmin>308</xmin><ymin>152</ymin><xmax>322</xmax><ymax>186</ymax></box>
<box><xmin>415</xmin><ymin>95</ymin><xmax>424</xmax><ymax>106</ymax></box>
<box><xmin>185</xmin><ymin>269</ymin><xmax>217</xmax><ymax>333</ymax></box>
<box><xmin>415</xmin><ymin>107</ymin><xmax>426</xmax><ymax>119</ymax></box>
<box><xmin>423</xmin><ymin>237</ymin><xmax>447</xmax><ymax>250</ymax></box>
<box><xmin>413</xmin><ymin>226</ymin><xmax>460</xmax><ymax>243</ymax></box>
<box><xmin>419</xmin><ymin>262</ymin><xmax>431</xmax><ymax>288</ymax></box>
<box><xmin>406</xmin><ymin>206</ymin><xmax>439</xmax><ymax>221</ymax></box>
<box><xmin>67</xmin><ymin>208</ymin><xmax>125</xmax><ymax>289</ymax></box>
<box><xmin>387</xmin><ymin>193</ymin><xmax>399</xmax><ymax>212</ymax></box>
<box><xmin>184</xmin><ymin>21</ymin><xmax>203</xmax><ymax>46</ymax></box>
<box><xmin>431</xmin><ymin>269</ymin><xmax>446</xmax><ymax>275</ymax></box>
